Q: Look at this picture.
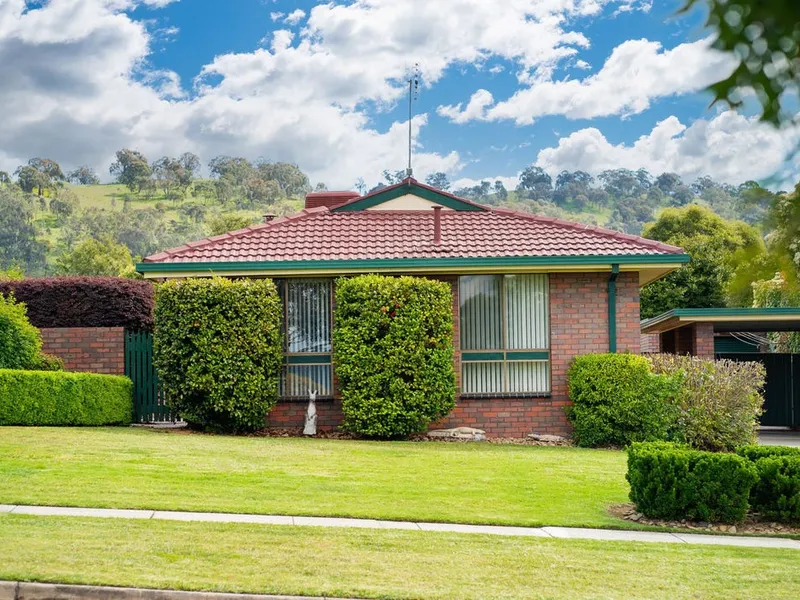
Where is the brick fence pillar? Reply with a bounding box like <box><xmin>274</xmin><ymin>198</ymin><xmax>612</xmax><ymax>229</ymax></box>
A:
<box><xmin>691</xmin><ymin>322</ymin><xmax>715</xmax><ymax>359</ymax></box>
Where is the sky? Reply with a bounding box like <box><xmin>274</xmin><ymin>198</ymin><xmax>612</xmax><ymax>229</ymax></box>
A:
<box><xmin>0</xmin><ymin>0</ymin><xmax>798</xmax><ymax>191</ymax></box>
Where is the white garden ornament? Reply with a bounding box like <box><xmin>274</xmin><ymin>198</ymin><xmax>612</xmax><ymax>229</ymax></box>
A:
<box><xmin>303</xmin><ymin>389</ymin><xmax>318</xmax><ymax>436</ymax></box>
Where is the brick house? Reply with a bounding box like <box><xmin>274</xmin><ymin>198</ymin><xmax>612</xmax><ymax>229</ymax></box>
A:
<box><xmin>138</xmin><ymin>178</ymin><xmax>687</xmax><ymax>437</ymax></box>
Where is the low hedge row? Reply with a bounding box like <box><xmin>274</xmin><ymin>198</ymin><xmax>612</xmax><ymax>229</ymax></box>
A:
<box><xmin>0</xmin><ymin>369</ymin><xmax>133</xmax><ymax>426</ymax></box>
<box><xmin>738</xmin><ymin>445</ymin><xmax>800</xmax><ymax>524</ymax></box>
<box><xmin>627</xmin><ymin>442</ymin><xmax>757</xmax><ymax>523</ymax></box>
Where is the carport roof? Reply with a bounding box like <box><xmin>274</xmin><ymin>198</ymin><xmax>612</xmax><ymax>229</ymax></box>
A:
<box><xmin>641</xmin><ymin>308</ymin><xmax>800</xmax><ymax>334</ymax></box>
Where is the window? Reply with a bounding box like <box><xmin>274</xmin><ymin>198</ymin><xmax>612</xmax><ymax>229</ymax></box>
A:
<box><xmin>459</xmin><ymin>274</ymin><xmax>550</xmax><ymax>395</ymax></box>
<box><xmin>279</xmin><ymin>278</ymin><xmax>333</xmax><ymax>398</ymax></box>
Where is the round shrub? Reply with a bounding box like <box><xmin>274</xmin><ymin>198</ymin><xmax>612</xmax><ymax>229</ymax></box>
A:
<box><xmin>153</xmin><ymin>277</ymin><xmax>283</xmax><ymax>433</ymax></box>
<box><xmin>0</xmin><ymin>293</ymin><xmax>43</xmax><ymax>370</ymax></box>
<box><xmin>333</xmin><ymin>274</ymin><xmax>456</xmax><ymax>439</ymax></box>
<box><xmin>566</xmin><ymin>354</ymin><xmax>681</xmax><ymax>447</ymax></box>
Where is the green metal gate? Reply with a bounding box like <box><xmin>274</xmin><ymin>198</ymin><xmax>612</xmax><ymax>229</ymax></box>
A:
<box><xmin>125</xmin><ymin>330</ymin><xmax>174</xmax><ymax>423</ymax></box>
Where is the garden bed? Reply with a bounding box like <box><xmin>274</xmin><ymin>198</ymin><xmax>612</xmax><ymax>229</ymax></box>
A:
<box><xmin>610</xmin><ymin>503</ymin><xmax>800</xmax><ymax>536</ymax></box>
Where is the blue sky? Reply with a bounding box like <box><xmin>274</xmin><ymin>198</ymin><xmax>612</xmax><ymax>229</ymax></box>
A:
<box><xmin>0</xmin><ymin>0</ymin><xmax>795</xmax><ymax>189</ymax></box>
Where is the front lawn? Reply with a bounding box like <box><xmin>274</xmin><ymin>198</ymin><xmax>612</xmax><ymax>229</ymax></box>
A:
<box><xmin>1</xmin><ymin>514</ymin><xmax>798</xmax><ymax>600</ymax></box>
<box><xmin>0</xmin><ymin>427</ymin><xmax>628</xmax><ymax>527</ymax></box>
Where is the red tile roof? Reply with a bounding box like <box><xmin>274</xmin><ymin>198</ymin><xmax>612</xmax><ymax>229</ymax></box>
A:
<box><xmin>143</xmin><ymin>206</ymin><xmax>684</xmax><ymax>264</ymax></box>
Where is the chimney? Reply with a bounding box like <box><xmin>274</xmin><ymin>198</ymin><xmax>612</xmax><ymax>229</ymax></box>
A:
<box><xmin>305</xmin><ymin>191</ymin><xmax>360</xmax><ymax>210</ymax></box>
<box><xmin>432</xmin><ymin>205</ymin><xmax>442</xmax><ymax>245</ymax></box>
<box><xmin>262</xmin><ymin>213</ymin><xmax>277</xmax><ymax>223</ymax></box>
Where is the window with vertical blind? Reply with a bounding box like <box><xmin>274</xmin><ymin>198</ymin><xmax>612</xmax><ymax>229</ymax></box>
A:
<box><xmin>459</xmin><ymin>274</ymin><xmax>550</xmax><ymax>395</ymax></box>
<box><xmin>279</xmin><ymin>278</ymin><xmax>333</xmax><ymax>398</ymax></box>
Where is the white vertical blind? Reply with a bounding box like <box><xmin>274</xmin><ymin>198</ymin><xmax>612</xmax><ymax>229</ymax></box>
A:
<box><xmin>281</xmin><ymin>365</ymin><xmax>333</xmax><ymax>397</ymax></box>
<box><xmin>459</xmin><ymin>275</ymin><xmax>502</xmax><ymax>350</ymax></box>
<box><xmin>507</xmin><ymin>361</ymin><xmax>549</xmax><ymax>394</ymax></box>
<box><xmin>505</xmin><ymin>274</ymin><xmax>549</xmax><ymax>350</ymax></box>
<box><xmin>286</xmin><ymin>279</ymin><xmax>331</xmax><ymax>353</ymax></box>
<box><xmin>462</xmin><ymin>362</ymin><xmax>504</xmax><ymax>394</ymax></box>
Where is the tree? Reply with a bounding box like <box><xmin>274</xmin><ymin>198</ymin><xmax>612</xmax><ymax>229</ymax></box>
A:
<box><xmin>517</xmin><ymin>166</ymin><xmax>553</xmax><ymax>200</ymax></box>
<box><xmin>179</xmin><ymin>203</ymin><xmax>207</xmax><ymax>223</ymax></box>
<box><xmin>15</xmin><ymin>158</ymin><xmax>65</xmax><ymax>196</ymax></box>
<box><xmin>110</xmin><ymin>149</ymin><xmax>152</xmax><ymax>194</ymax></box>
<box><xmin>382</xmin><ymin>169</ymin><xmax>407</xmax><ymax>185</ymax></box>
<box><xmin>425</xmin><ymin>172</ymin><xmax>450</xmax><ymax>191</ymax></box>
<box><xmin>681</xmin><ymin>0</ymin><xmax>800</xmax><ymax>125</ymax></box>
<box><xmin>67</xmin><ymin>166</ymin><xmax>100</xmax><ymax>185</ymax></box>
<box><xmin>255</xmin><ymin>161</ymin><xmax>311</xmax><ymax>197</ymax></box>
<box><xmin>55</xmin><ymin>237</ymin><xmax>136</xmax><ymax>277</ymax></box>
<box><xmin>207</xmin><ymin>213</ymin><xmax>253</xmax><ymax>236</ymax></box>
<box><xmin>14</xmin><ymin>165</ymin><xmax>45</xmax><ymax>194</ymax></box>
<box><xmin>640</xmin><ymin>205</ymin><xmax>766</xmax><ymax>318</ymax></box>
<box><xmin>354</xmin><ymin>177</ymin><xmax>367</xmax><ymax>194</ymax></box>
<box><xmin>655</xmin><ymin>172</ymin><xmax>683</xmax><ymax>195</ymax></box>
<box><xmin>0</xmin><ymin>186</ymin><xmax>46</xmax><ymax>272</ymax></box>
<box><xmin>493</xmin><ymin>180</ymin><xmax>508</xmax><ymax>202</ymax></box>
<box><xmin>598</xmin><ymin>169</ymin><xmax>643</xmax><ymax>198</ymax></box>
<box><xmin>0</xmin><ymin>172</ymin><xmax>10</xmax><ymax>185</ymax></box>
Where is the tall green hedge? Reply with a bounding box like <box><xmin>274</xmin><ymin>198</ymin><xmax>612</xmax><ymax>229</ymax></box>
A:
<box><xmin>0</xmin><ymin>369</ymin><xmax>132</xmax><ymax>425</ymax></box>
<box><xmin>627</xmin><ymin>442</ymin><xmax>758</xmax><ymax>523</ymax></box>
<box><xmin>333</xmin><ymin>274</ymin><xmax>456</xmax><ymax>438</ymax></box>
<box><xmin>0</xmin><ymin>294</ymin><xmax>42</xmax><ymax>370</ymax></box>
<box><xmin>566</xmin><ymin>354</ymin><xmax>681</xmax><ymax>447</ymax></box>
<box><xmin>153</xmin><ymin>277</ymin><xmax>283</xmax><ymax>433</ymax></box>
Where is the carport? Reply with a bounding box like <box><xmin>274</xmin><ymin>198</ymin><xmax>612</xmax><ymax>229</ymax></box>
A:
<box><xmin>641</xmin><ymin>308</ymin><xmax>800</xmax><ymax>429</ymax></box>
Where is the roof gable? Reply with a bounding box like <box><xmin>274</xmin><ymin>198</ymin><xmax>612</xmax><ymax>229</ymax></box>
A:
<box><xmin>332</xmin><ymin>178</ymin><xmax>487</xmax><ymax>212</ymax></box>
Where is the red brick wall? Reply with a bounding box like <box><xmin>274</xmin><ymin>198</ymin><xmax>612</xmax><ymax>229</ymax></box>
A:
<box><xmin>267</xmin><ymin>271</ymin><xmax>641</xmax><ymax>438</ymax></box>
<box><xmin>40</xmin><ymin>327</ymin><xmax>126</xmax><ymax>375</ymax></box>
<box><xmin>640</xmin><ymin>333</ymin><xmax>660</xmax><ymax>353</ymax></box>
<box><xmin>692</xmin><ymin>323</ymin><xmax>715</xmax><ymax>358</ymax></box>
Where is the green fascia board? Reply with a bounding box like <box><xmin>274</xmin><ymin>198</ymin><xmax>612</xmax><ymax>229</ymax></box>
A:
<box><xmin>462</xmin><ymin>351</ymin><xmax>549</xmax><ymax>361</ymax></box>
<box><xmin>332</xmin><ymin>182</ymin><xmax>486</xmax><ymax>212</ymax></box>
<box><xmin>138</xmin><ymin>253</ymin><xmax>690</xmax><ymax>274</ymax></box>
<box><xmin>641</xmin><ymin>307</ymin><xmax>800</xmax><ymax>330</ymax></box>
<box><xmin>285</xmin><ymin>354</ymin><xmax>332</xmax><ymax>365</ymax></box>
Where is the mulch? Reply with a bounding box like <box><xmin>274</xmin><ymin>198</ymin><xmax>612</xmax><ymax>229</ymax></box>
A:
<box><xmin>609</xmin><ymin>503</ymin><xmax>800</xmax><ymax>536</ymax></box>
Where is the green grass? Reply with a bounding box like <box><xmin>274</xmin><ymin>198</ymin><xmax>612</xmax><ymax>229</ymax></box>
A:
<box><xmin>1</xmin><ymin>514</ymin><xmax>798</xmax><ymax>600</ymax></box>
<box><xmin>0</xmin><ymin>427</ymin><xmax>629</xmax><ymax>527</ymax></box>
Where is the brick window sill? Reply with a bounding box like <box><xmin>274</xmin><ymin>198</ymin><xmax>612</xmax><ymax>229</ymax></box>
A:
<box><xmin>458</xmin><ymin>393</ymin><xmax>552</xmax><ymax>400</ymax></box>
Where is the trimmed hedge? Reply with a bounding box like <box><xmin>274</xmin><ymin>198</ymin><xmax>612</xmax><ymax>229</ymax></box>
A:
<box><xmin>650</xmin><ymin>354</ymin><xmax>765</xmax><ymax>452</ymax></box>
<box><xmin>153</xmin><ymin>277</ymin><xmax>283</xmax><ymax>433</ymax></box>
<box><xmin>333</xmin><ymin>274</ymin><xmax>456</xmax><ymax>439</ymax></box>
<box><xmin>0</xmin><ymin>369</ymin><xmax>133</xmax><ymax>425</ymax></box>
<box><xmin>566</xmin><ymin>354</ymin><xmax>681</xmax><ymax>447</ymax></box>
<box><xmin>738</xmin><ymin>445</ymin><xmax>800</xmax><ymax>523</ymax></box>
<box><xmin>627</xmin><ymin>442</ymin><xmax>758</xmax><ymax>523</ymax></box>
<box><xmin>0</xmin><ymin>277</ymin><xmax>154</xmax><ymax>330</ymax></box>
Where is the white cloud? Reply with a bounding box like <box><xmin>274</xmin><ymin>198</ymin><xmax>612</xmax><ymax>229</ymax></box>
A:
<box><xmin>0</xmin><ymin>0</ymin><xmax>648</xmax><ymax>189</ymax></box>
<box><xmin>269</xmin><ymin>11</ymin><xmax>284</xmax><ymax>21</ymax></box>
<box><xmin>535</xmin><ymin>111</ymin><xmax>800</xmax><ymax>186</ymax></box>
<box><xmin>284</xmin><ymin>9</ymin><xmax>305</xmax><ymax>25</ymax></box>
<box><xmin>574</xmin><ymin>59</ymin><xmax>590</xmax><ymax>70</ymax></box>
<box><xmin>438</xmin><ymin>38</ymin><xmax>735</xmax><ymax>125</ymax></box>
<box><xmin>437</xmin><ymin>89</ymin><xmax>494</xmax><ymax>125</ymax></box>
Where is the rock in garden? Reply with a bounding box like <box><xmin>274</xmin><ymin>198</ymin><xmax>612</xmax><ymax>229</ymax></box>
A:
<box><xmin>427</xmin><ymin>427</ymin><xmax>486</xmax><ymax>441</ymax></box>
<box><xmin>527</xmin><ymin>433</ymin><xmax>567</xmax><ymax>442</ymax></box>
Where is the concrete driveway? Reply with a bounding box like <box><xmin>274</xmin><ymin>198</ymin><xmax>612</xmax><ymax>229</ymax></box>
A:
<box><xmin>759</xmin><ymin>429</ymin><xmax>800</xmax><ymax>447</ymax></box>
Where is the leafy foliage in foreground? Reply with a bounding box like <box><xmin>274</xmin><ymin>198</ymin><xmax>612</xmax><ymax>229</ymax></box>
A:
<box><xmin>334</xmin><ymin>275</ymin><xmax>456</xmax><ymax>438</ymax></box>
<box><xmin>154</xmin><ymin>278</ymin><xmax>283</xmax><ymax>433</ymax></box>
<box><xmin>738</xmin><ymin>445</ymin><xmax>800</xmax><ymax>524</ymax></box>
<box><xmin>0</xmin><ymin>294</ymin><xmax>43</xmax><ymax>370</ymax></box>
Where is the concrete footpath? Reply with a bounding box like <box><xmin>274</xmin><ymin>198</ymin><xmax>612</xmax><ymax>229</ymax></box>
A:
<box><xmin>2</xmin><ymin>504</ymin><xmax>799</xmax><ymax>550</ymax></box>
<box><xmin>0</xmin><ymin>581</ymin><xmax>359</xmax><ymax>600</ymax></box>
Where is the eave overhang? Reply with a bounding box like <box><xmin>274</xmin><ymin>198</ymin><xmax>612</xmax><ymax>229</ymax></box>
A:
<box><xmin>641</xmin><ymin>307</ymin><xmax>800</xmax><ymax>334</ymax></box>
<box><xmin>138</xmin><ymin>253</ymin><xmax>689</xmax><ymax>286</ymax></box>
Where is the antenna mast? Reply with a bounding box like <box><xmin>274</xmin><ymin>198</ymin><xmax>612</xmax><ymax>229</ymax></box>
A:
<box><xmin>407</xmin><ymin>63</ymin><xmax>420</xmax><ymax>179</ymax></box>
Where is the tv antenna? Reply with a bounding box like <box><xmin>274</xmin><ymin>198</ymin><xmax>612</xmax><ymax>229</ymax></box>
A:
<box><xmin>406</xmin><ymin>63</ymin><xmax>420</xmax><ymax>179</ymax></box>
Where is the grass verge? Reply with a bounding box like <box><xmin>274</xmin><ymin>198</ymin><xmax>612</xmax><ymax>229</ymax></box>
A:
<box><xmin>1</xmin><ymin>514</ymin><xmax>798</xmax><ymax>600</ymax></box>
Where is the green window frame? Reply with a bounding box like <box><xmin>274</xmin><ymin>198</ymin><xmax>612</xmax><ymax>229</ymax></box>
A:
<box><xmin>278</xmin><ymin>278</ymin><xmax>333</xmax><ymax>398</ymax></box>
<box><xmin>459</xmin><ymin>274</ymin><xmax>550</xmax><ymax>395</ymax></box>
